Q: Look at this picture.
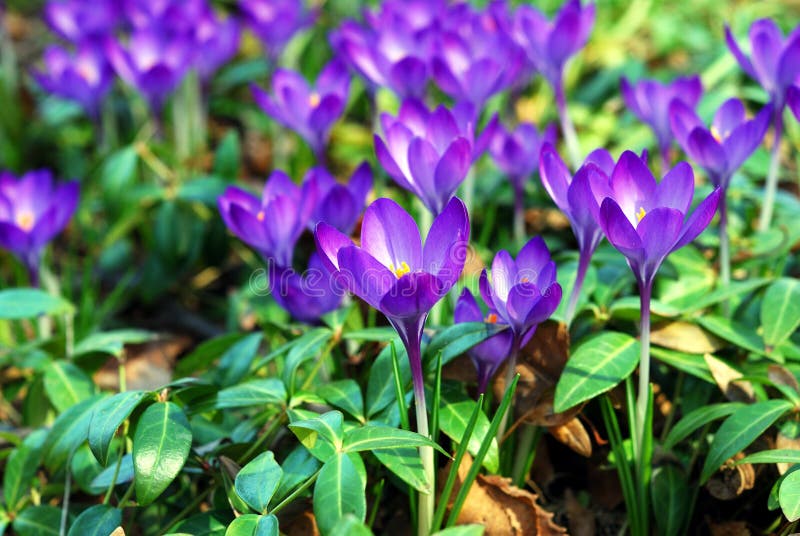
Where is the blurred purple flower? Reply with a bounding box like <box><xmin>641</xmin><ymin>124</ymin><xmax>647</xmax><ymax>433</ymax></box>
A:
<box><xmin>331</xmin><ymin>0</ymin><xmax>443</xmax><ymax>97</ymax></box>
<box><xmin>191</xmin><ymin>9</ymin><xmax>240</xmax><ymax>81</ymax></box>
<box><xmin>455</xmin><ymin>288</ymin><xmax>513</xmax><ymax>393</ymax></box>
<box><xmin>218</xmin><ymin>170</ymin><xmax>315</xmax><ymax>267</ymax></box>
<box><xmin>252</xmin><ymin>59</ymin><xmax>350</xmax><ymax>161</ymax></box>
<box><xmin>45</xmin><ymin>0</ymin><xmax>121</xmax><ymax>42</ymax></box>
<box><xmin>306</xmin><ymin>162</ymin><xmax>372</xmax><ymax>235</ymax></box>
<box><xmin>620</xmin><ymin>75</ymin><xmax>703</xmax><ymax>167</ymax></box>
<box><xmin>123</xmin><ymin>0</ymin><xmax>207</xmax><ymax>34</ymax></box>
<box><xmin>595</xmin><ymin>151</ymin><xmax>721</xmax><ymax>289</ymax></box>
<box><xmin>788</xmin><ymin>85</ymin><xmax>800</xmax><ymax>121</ymax></box>
<box><xmin>268</xmin><ymin>253</ymin><xmax>343</xmax><ymax>324</ymax></box>
<box><xmin>374</xmin><ymin>99</ymin><xmax>473</xmax><ymax>214</ymax></box>
<box><xmin>670</xmin><ymin>98</ymin><xmax>772</xmax><ymax>190</ymax></box>
<box><xmin>33</xmin><ymin>43</ymin><xmax>113</xmax><ymax>118</ymax></box>
<box><xmin>239</xmin><ymin>0</ymin><xmax>314</xmax><ymax>59</ymax></box>
<box><xmin>105</xmin><ymin>29</ymin><xmax>192</xmax><ymax>113</ymax></box>
<box><xmin>490</xmin><ymin>121</ymin><xmax>558</xmax><ymax>193</ymax></box>
<box><xmin>0</xmin><ymin>170</ymin><xmax>79</xmax><ymax>285</ymax></box>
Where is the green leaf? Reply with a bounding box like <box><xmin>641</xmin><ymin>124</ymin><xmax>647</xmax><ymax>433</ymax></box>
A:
<box><xmin>329</xmin><ymin>514</ymin><xmax>374</xmax><ymax>536</ymax></box>
<box><xmin>283</xmin><ymin>328</ymin><xmax>333</xmax><ymax>392</ymax></box>
<box><xmin>673</xmin><ymin>278</ymin><xmax>769</xmax><ymax>314</ymax></box>
<box><xmin>438</xmin><ymin>387</ymin><xmax>498</xmax><ymax>473</ymax></box>
<box><xmin>432</xmin><ymin>526</ymin><xmax>485</xmax><ymax>536</ymax></box>
<box><xmin>175</xmin><ymin>333</ymin><xmax>245</xmax><ymax>377</ymax></box>
<box><xmin>554</xmin><ymin>332</ymin><xmax>640</xmax><ymax>412</ymax></box>
<box><xmin>172</xmin><ymin>512</ymin><xmax>228</xmax><ymax>536</ymax></box>
<box><xmin>43</xmin><ymin>361</ymin><xmax>96</xmax><ymax>412</ymax></box>
<box><xmin>272</xmin><ymin>446</ymin><xmax>321</xmax><ymax>504</ymax></box>
<box><xmin>313</xmin><ymin>453</ymin><xmax>367</xmax><ymax>534</ymax></box>
<box><xmin>663</xmin><ymin>402</ymin><xmax>743</xmax><ymax>451</ymax></box>
<box><xmin>133</xmin><ymin>402</ymin><xmax>193</xmax><ymax>506</ymax></box>
<box><xmin>43</xmin><ymin>395</ymin><xmax>105</xmax><ymax>473</ymax></box>
<box><xmin>366</xmin><ymin>339</ymin><xmax>410</xmax><ymax>418</ymax></box>
<box><xmin>0</xmin><ymin>288</ymin><xmax>74</xmax><ymax>319</ymax></box>
<box><xmin>700</xmin><ymin>400</ymin><xmax>793</xmax><ymax>483</ymax></box>
<box><xmin>216</xmin><ymin>333</ymin><xmax>263</xmax><ymax>387</ymax></box>
<box><xmin>215</xmin><ymin>379</ymin><xmax>287</xmax><ymax>410</ymax></box>
<box><xmin>343</xmin><ymin>424</ymin><xmax>445</xmax><ymax>454</ymax></box>
<box><xmin>424</xmin><ymin>322</ymin><xmax>508</xmax><ymax>368</ymax></box>
<box><xmin>12</xmin><ymin>505</ymin><xmax>62</xmax><ymax>536</ymax></box>
<box><xmin>70</xmin><ymin>444</ymin><xmax>105</xmax><ymax>493</ymax></box>
<box><xmin>650</xmin><ymin>465</ymin><xmax>689</xmax><ymax>536</ymax></box>
<box><xmin>780</xmin><ymin>468</ymin><xmax>800</xmax><ymax>521</ymax></box>
<box><xmin>101</xmin><ymin>146</ymin><xmax>138</xmax><ymax>204</ymax></box>
<box><xmin>736</xmin><ymin>449</ymin><xmax>800</xmax><ymax>465</ymax></box>
<box><xmin>90</xmin><ymin>454</ymin><xmax>134</xmax><ymax>494</ymax></box>
<box><xmin>319</xmin><ymin>380</ymin><xmax>364</xmax><ymax>422</ymax></box>
<box><xmin>289</xmin><ymin>411</ymin><xmax>344</xmax><ymax>458</ymax></box>
<box><xmin>178</xmin><ymin>176</ymin><xmax>228</xmax><ymax>204</ymax></box>
<box><xmin>235</xmin><ymin>451</ymin><xmax>283</xmax><ymax>513</ymax></box>
<box><xmin>224</xmin><ymin>514</ymin><xmax>279</xmax><ymax>536</ymax></box>
<box><xmin>762</xmin><ymin>278</ymin><xmax>800</xmax><ymax>350</ymax></box>
<box><xmin>651</xmin><ymin>347</ymin><xmax>714</xmax><ymax>383</ymax></box>
<box><xmin>73</xmin><ymin>329</ymin><xmax>155</xmax><ymax>358</ymax></box>
<box><xmin>67</xmin><ymin>505</ymin><xmax>121</xmax><ymax>536</ymax></box>
<box><xmin>341</xmin><ymin>327</ymin><xmax>397</xmax><ymax>342</ymax></box>
<box><xmin>214</xmin><ymin>130</ymin><xmax>241</xmax><ymax>178</ymax></box>
<box><xmin>696</xmin><ymin>316</ymin><xmax>765</xmax><ymax>355</ymax></box>
<box><xmin>89</xmin><ymin>390</ymin><xmax>150</xmax><ymax>466</ymax></box>
<box><xmin>3</xmin><ymin>430</ymin><xmax>46</xmax><ymax>512</ymax></box>
<box><xmin>372</xmin><ymin>447</ymin><xmax>429</xmax><ymax>493</ymax></box>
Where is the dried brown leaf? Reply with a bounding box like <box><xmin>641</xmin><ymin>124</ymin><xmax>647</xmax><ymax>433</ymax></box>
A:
<box><xmin>703</xmin><ymin>354</ymin><xmax>755</xmax><ymax>402</ymax></box>
<box><xmin>93</xmin><ymin>335</ymin><xmax>191</xmax><ymax>391</ymax></box>
<box><xmin>564</xmin><ymin>488</ymin><xmax>595</xmax><ymax>536</ymax></box>
<box><xmin>110</xmin><ymin>528</ymin><xmax>125</xmax><ymax>536</ymax></box>
<box><xmin>548</xmin><ymin>418</ymin><xmax>592</xmax><ymax>458</ymax></box>
<box><xmin>283</xmin><ymin>510</ymin><xmax>320</xmax><ymax>536</ymax></box>
<box><xmin>767</xmin><ymin>364</ymin><xmax>800</xmax><ymax>395</ymax></box>
<box><xmin>706</xmin><ymin>453</ymin><xmax>755</xmax><ymax>500</ymax></box>
<box><xmin>650</xmin><ymin>321</ymin><xmax>723</xmax><ymax>354</ymax></box>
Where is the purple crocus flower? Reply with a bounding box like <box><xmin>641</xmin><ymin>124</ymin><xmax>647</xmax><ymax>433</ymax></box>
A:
<box><xmin>306</xmin><ymin>163</ymin><xmax>372</xmax><ymax>235</ymax></box>
<box><xmin>268</xmin><ymin>253</ymin><xmax>343</xmax><ymax>324</ymax></box>
<box><xmin>105</xmin><ymin>29</ymin><xmax>192</xmax><ymax>113</ymax></box>
<box><xmin>239</xmin><ymin>0</ymin><xmax>314</xmax><ymax>59</ymax></box>
<box><xmin>374</xmin><ymin>99</ymin><xmax>473</xmax><ymax>215</ymax></box>
<box><xmin>455</xmin><ymin>288</ymin><xmax>514</xmax><ymax>393</ymax></box>
<box><xmin>218</xmin><ymin>170</ymin><xmax>315</xmax><ymax>267</ymax></box>
<box><xmin>788</xmin><ymin>85</ymin><xmax>800</xmax><ymax>122</ymax></box>
<box><xmin>252</xmin><ymin>59</ymin><xmax>350</xmax><ymax>162</ymax></box>
<box><xmin>45</xmin><ymin>0</ymin><xmax>121</xmax><ymax>43</ymax></box>
<box><xmin>33</xmin><ymin>42</ymin><xmax>114</xmax><ymax>118</ymax></box>
<box><xmin>0</xmin><ymin>170</ymin><xmax>79</xmax><ymax>285</ymax></box>
<box><xmin>620</xmin><ymin>75</ymin><xmax>703</xmax><ymax>170</ymax></box>
<box><xmin>539</xmin><ymin>144</ymin><xmax>613</xmax><ymax>324</ymax></box>
<box><xmin>191</xmin><ymin>9</ymin><xmax>240</xmax><ymax>82</ymax></box>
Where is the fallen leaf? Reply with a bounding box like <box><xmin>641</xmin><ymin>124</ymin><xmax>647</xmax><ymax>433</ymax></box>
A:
<box><xmin>548</xmin><ymin>418</ymin><xmax>592</xmax><ymax>458</ymax></box>
<box><xmin>110</xmin><ymin>528</ymin><xmax>125</xmax><ymax>536</ymax></box>
<box><xmin>283</xmin><ymin>509</ymin><xmax>320</xmax><ymax>536</ymax></box>
<box><xmin>706</xmin><ymin>453</ymin><xmax>755</xmax><ymax>500</ymax></box>
<box><xmin>650</xmin><ymin>321</ymin><xmax>723</xmax><ymax>354</ymax></box>
<box><xmin>767</xmin><ymin>364</ymin><xmax>800</xmax><ymax>395</ymax></box>
<box><xmin>525</xmin><ymin>208</ymin><xmax>571</xmax><ymax>233</ymax></box>
<box><xmin>564</xmin><ymin>489</ymin><xmax>595</xmax><ymax>536</ymax></box>
<box><xmin>94</xmin><ymin>335</ymin><xmax>191</xmax><ymax>391</ymax></box>
<box><xmin>703</xmin><ymin>354</ymin><xmax>755</xmax><ymax>403</ymax></box>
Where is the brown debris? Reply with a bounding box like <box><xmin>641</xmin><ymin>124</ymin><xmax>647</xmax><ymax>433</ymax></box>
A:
<box><xmin>564</xmin><ymin>489</ymin><xmax>595</xmax><ymax>536</ymax></box>
<box><xmin>776</xmin><ymin>429</ymin><xmax>800</xmax><ymax>475</ymax></box>
<box><xmin>548</xmin><ymin>418</ymin><xmax>592</xmax><ymax>458</ymax></box>
<box><xmin>650</xmin><ymin>321</ymin><xmax>724</xmax><ymax>354</ymax></box>
<box><xmin>703</xmin><ymin>354</ymin><xmax>755</xmax><ymax>403</ymax></box>
<box><xmin>93</xmin><ymin>335</ymin><xmax>192</xmax><ymax>391</ymax></box>
<box><xmin>706</xmin><ymin>453</ymin><xmax>755</xmax><ymax>500</ymax></box>
<box><xmin>708</xmin><ymin>520</ymin><xmax>751</xmax><ymax>536</ymax></box>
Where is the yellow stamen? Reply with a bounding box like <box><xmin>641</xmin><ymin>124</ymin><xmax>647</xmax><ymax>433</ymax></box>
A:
<box><xmin>308</xmin><ymin>92</ymin><xmax>321</xmax><ymax>108</ymax></box>
<box><xmin>486</xmin><ymin>313</ymin><xmax>498</xmax><ymax>324</ymax></box>
<box><xmin>389</xmin><ymin>261</ymin><xmax>411</xmax><ymax>279</ymax></box>
<box><xmin>520</xmin><ymin>276</ymin><xmax>530</xmax><ymax>283</ymax></box>
<box><xmin>16</xmin><ymin>210</ymin><xmax>34</xmax><ymax>231</ymax></box>
<box><xmin>636</xmin><ymin>207</ymin><xmax>647</xmax><ymax>223</ymax></box>
<box><xmin>710</xmin><ymin>125</ymin><xmax>722</xmax><ymax>142</ymax></box>
<box><xmin>256</xmin><ymin>211</ymin><xmax>265</xmax><ymax>222</ymax></box>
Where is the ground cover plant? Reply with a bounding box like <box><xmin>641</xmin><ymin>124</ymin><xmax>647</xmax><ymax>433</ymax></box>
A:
<box><xmin>1</xmin><ymin>0</ymin><xmax>800</xmax><ymax>535</ymax></box>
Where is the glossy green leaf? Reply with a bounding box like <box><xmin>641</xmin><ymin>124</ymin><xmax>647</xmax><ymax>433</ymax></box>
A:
<box><xmin>663</xmin><ymin>402</ymin><xmax>743</xmax><ymax>450</ymax></box>
<box><xmin>175</xmin><ymin>333</ymin><xmax>245</xmax><ymax>377</ymax></box>
<box><xmin>737</xmin><ymin>449</ymin><xmax>800</xmax><ymax>465</ymax></box>
<box><xmin>89</xmin><ymin>390</ymin><xmax>150</xmax><ymax>465</ymax></box>
<box><xmin>650</xmin><ymin>465</ymin><xmax>689</xmax><ymax>536</ymax></box>
<box><xmin>700</xmin><ymin>400</ymin><xmax>793</xmax><ymax>483</ymax></box>
<box><xmin>343</xmin><ymin>424</ymin><xmax>444</xmax><ymax>454</ymax></box>
<box><xmin>780</xmin><ymin>468</ymin><xmax>800</xmax><ymax>521</ymax></box>
<box><xmin>696</xmin><ymin>316</ymin><xmax>765</xmax><ymax>355</ymax></box>
<box><xmin>12</xmin><ymin>505</ymin><xmax>62</xmax><ymax>536</ymax></box>
<box><xmin>3</xmin><ymin>430</ymin><xmax>46</xmax><ymax>512</ymax></box>
<box><xmin>673</xmin><ymin>278</ymin><xmax>769</xmax><ymax>314</ymax></box>
<box><xmin>216</xmin><ymin>333</ymin><xmax>263</xmax><ymax>387</ymax></box>
<box><xmin>224</xmin><ymin>514</ymin><xmax>278</xmax><ymax>536</ymax></box>
<box><xmin>43</xmin><ymin>395</ymin><xmax>105</xmax><ymax>473</ymax></box>
<box><xmin>67</xmin><ymin>505</ymin><xmax>121</xmax><ymax>536</ymax></box>
<box><xmin>171</xmin><ymin>512</ymin><xmax>228</xmax><ymax>536</ymax></box>
<box><xmin>73</xmin><ymin>329</ymin><xmax>154</xmax><ymax>358</ymax></box>
<box><xmin>43</xmin><ymin>361</ymin><xmax>95</xmax><ymax>412</ymax></box>
<box><xmin>289</xmin><ymin>410</ymin><xmax>344</xmax><ymax>452</ymax></box>
<box><xmin>319</xmin><ymin>380</ymin><xmax>364</xmax><ymax>422</ymax></box>
<box><xmin>235</xmin><ymin>451</ymin><xmax>283</xmax><ymax>513</ymax></box>
<box><xmin>215</xmin><ymin>379</ymin><xmax>287</xmax><ymax>410</ymax></box>
<box><xmin>133</xmin><ymin>402</ymin><xmax>193</xmax><ymax>506</ymax></box>
<box><xmin>313</xmin><ymin>453</ymin><xmax>367</xmax><ymax>534</ymax></box>
<box><xmin>554</xmin><ymin>332</ymin><xmax>640</xmax><ymax>413</ymax></box>
<box><xmin>651</xmin><ymin>347</ymin><xmax>714</xmax><ymax>383</ymax></box>
<box><xmin>372</xmin><ymin>447</ymin><xmax>429</xmax><ymax>492</ymax></box>
<box><xmin>70</xmin><ymin>444</ymin><xmax>106</xmax><ymax>493</ymax></box>
<box><xmin>282</xmin><ymin>328</ymin><xmax>333</xmax><ymax>392</ymax></box>
<box><xmin>90</xmin><ymin>454</ymin><xmax>134</xmax><ymax>493</ymax></box>
<box><xmin>272</xmin><ymin>446</ymin><xmax>321</xmax><ymax>504</ymax></box>
<box><xmin>423</xmin><ymin>322</ymin><xmax>508</xmax><ymax>368</ymax></box>
<box><xmin>366</xmin><ymin>340</ymin><xmax>410</xmax><ymax>418</ymax></box>
<box><xmin>329</xmin><ymin>514</ymin><xmax>373</xmax><ymax>536</ymax></box>
<box><xmin>438</xmin><ymin>387</ymin><xmax>498</xmax><ymax>473</ymax></box>
<box><xmin>762</xmin><ymin>278</ymin><xmax>800</xmax><ymax>350</ymax></box>
<box><xmin>341</xmin><ymin>327</ymin><xmax>397</xmax><ymax>342</ymax></box>
<box><xmin>0</xmin><ymin>288</ymin><xmax>74</xmax><ymax>319</ymax></box>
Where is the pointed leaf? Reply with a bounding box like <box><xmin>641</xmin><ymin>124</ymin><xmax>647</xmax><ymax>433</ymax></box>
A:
<box><xmin>319</xmin><ymin>380</ymin><xmax>364</xmax><ymax>422</ymax></box>
<box><xmin>424</xmin><ymin>322</ymin><xmax>509</xmax><ymax>368</ymax></box>
<box><xmin>438</xmin><ymin>387</ymin><xmax>498</xmax><ymax>473</ymax></box>
<box><xmin>224</xmin><ymin>514</ymin><xmax>279</xmax><ymax>536</ymax></box>
<box><xmin>89</xmin><ymin>390</ymin><xmax>150</xmax><ymax>465</ymax></box>
<box><xmin>762</xmin><ymin>278</ymin><xmax>800</xmax><ymax>350</ymax></box>
<box><xmin>282</xmin><ymin>328</ymin><xmax>333</xmax><ymax>392</ymax></box>
<box><xmin>67</xmin><ymin>505</ymin><xmax>121</xmax><ymax>536</ymax></box>
<box><xmin>216</xmin><ymin>333</ymin><xmax>263</xmax><ymax>387</ymax></box>
<box><xmin>663</xmin><ymin>402</ymin><xmax>743</xmax><ymax>451</ymax></box>
<box><xmin>366</xmin><ymin>339</ymin><xmax>410</xmax><ymax>418</ymax></box>
<box><xmin>43</xmin><ymin>395</ymin><xmax>105</xmax><ymax>473</ymax></box>
<box><xmin>235</xmin><ymin>451</ymin><xmax>283</xmax><ymax>513</ymax></box>
<box><xmin>737</xmin><ymin>449</ymin><xmax>800</xmax><ymax>466</ymax></box>
<box><xmin>0</xmin><ymin>288</ymin><xmax>74</xmax><ymax>319</ymax></box>
<box><xmin>12</xmin><ymin>505</ymin><xmax>62</xmax><ymax>536</ymax></box>
<box><xmin>780</xmin><ymin>468</ymin><xmax>800</xmax><ymax>521</ymax></box>
<box><xmin>3</xmin><ymin>430</ymin><xmax>46</xmax><ymax>512</ymax></box>
<box><xmin>313</xmin><ymin>453</ymin><xmax>367</xmax><ymax>534</ymax></box>
<box><xmin>372</xmin><ymin>447</ymin><xmax>429</xmax><ymax>493</ymax></box>
<box><xmin>650</xmin><ymin>465</ymin><xmax>689</xmax><ymax>536</ymax></box>
<box><xmin>43</xmin><ymin>361</ymin><xmax>96</xmax><ymax>412</ymax></box>
<box><xmin>343</xmin><ymin>424</ymin><xmax>445</xmax><ymax>454</ymax></box>
<box><xmin>215</xmin><ymin>379</ymin><xmax>287</xmax><ymax>410</ymax></box>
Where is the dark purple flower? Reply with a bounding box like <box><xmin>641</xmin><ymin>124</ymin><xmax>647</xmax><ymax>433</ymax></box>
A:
<box><xmin>331</xmin><ymin>0</ymin><xmax>443</xmax><ymax>98</ymax></box>
<box><xmin>191</xmin><ymin>9</ymin><xmax>240</xmax><ymax>81</ymax></box>
<box><xmin>455</xmin><ymin>288</ymin><xmax>514</xmax><ymax>393</ymax></box>
<box><xmin>123</xmin><ymin>0</ymin><xmax>207</xmax><ymax>34</ymax></box>
<box><xmin>479</xmin><ymin>237</ymin><xmax>562</xmax><ymax>341</ymax></box>
<box><xmin>252</xmin><ymin>60</ymin><xmax>350</xmax><ymax>161</ymax></box>
<box><xmin>0</xmin><ymin>170</ymin><xmax>79</xmax><ymax>285</ymax></box>
<box><xmin>490</xmin><ymin>121</ymin><xmax>557</xmax><ymax>192</ymax></box>
<box><xmin>374</xmin><ymin>99</ymin><xmax>473</xmax><ymax>215</ymax></box>
<box><xmin>431</xmin><ymin>3</ymin><xmax>525</xmax><ymax>107</ymax></box>
<box><xmin>725</xmin><ymin>20</ymin><xmax>800</xmax><ymax>108</ymax></box>
<box><xmin>620</xmin><ymin>75</ymin><xmax>703</xmax><ymax>166</ymax></box>
<box><xmin>306</xmin><ymin>162</ymin><xmax>372</xmax><ymax>235</ymax></box>
<box><xmin>45</xmin><ymin>0</ymin><xmax>121</xmax><ymax>42</ymax></box>
<box><xmin>33</xmin><ymin>42</ymin><xmax>113</xmax><ymax>118</ymax></box>
<box><xmin>510</xmin><ymin>0</ymin><xmax>595</xmax><ymax>88</ymax></box>
<box><xmin>268</xmin><ymin>253</ymin><xmax>343</xmax><ymax>324</ymax></box>
<box><xmin>239</xmin><ymin>0</ymin><xmax>314</xmax><ymax>58</ymax></box>
<box><xmin>218</xmin><ymin>170</ymin><xmax>315</xmax><ymax>267</ymax></box>
<box><xmin>669</xmin><ymin>98</ymin><xmax>772</xmax><ymax>189</ymax></box>
<box><xmin>788</xmin><ymin>85</ymin><xmax>800</xmax><ymax>121</ymax></box>
<box><xmin>595</xmin><ymin>151</ymin><xmax>721</xmax><ymax>288</ymax></box>
<box><xmin>105</xmin><ymin>29</ymin><xmax>192</xmax><ymax>113</ymax></box>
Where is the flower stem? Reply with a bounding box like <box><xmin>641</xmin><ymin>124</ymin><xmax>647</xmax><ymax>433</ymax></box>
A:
<box><xmin>496</xmin><ymin>337</ymin><xmax>521</xmax><ymax>442</ymax></box>
<box><xmin>513</xmin><ymin>181</ymin><xmax>526</xmax><ymax>246</ymax></box>
<box><xmin>564</xmin><ymin>251</ymin><xmax>591</xmax><ymax>326</ymax></box>
<box><xmin>635</xmin><ymin>279</ymin><xmax>653</xmax><ymax>462</ymax></box>
<box><xmin>555</xmin><ymin>81</ymin><xmax>580</xmax><ymax>169</ymax></box>
<box><xmin>758</xmin><ymin>112</ymin><xmax>783</xmax><ymax>232</ymax></box>
<box><xmin>718</xmin><ymin>193</ymin><xmax>731</xmax><ymax>315</ymax></box>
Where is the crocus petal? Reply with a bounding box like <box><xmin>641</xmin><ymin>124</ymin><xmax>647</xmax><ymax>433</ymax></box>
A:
<box><xmin>374</xmin><ymin>133</ymin><xmax>412</xmax><ymax>189</ymax></box>
<box><xmin>408</xmin><ymin>137</ymin><xmax>444</xmax><ymax>212</ymax></box>
<box><xmin>599</xmin><ymin>197</ymin><xmax>643</xmax><ymax>258</ymax></box>
<box><xmin>724</xmin><ymin>25</ymin><xmax>757</xmax><ymax>80</ymax></box>
<box><xmin>672</xmin><ymin>188</ymin><xmax>722</xmax><ymax>251</ymax></box>
<box><xmin>506</xmin><ymin>282</ymin><xmax>541</xmax><ymax>330</ymax></box>
<box><xmin>360</xmin><ymin>197</ymin><xmax>423</xmax><ymax>272</ymax></box>
<box><xmin>610</xmin><ymin>151</ymin><xmax>657</xmax><ymax>223</ymax></box>
<box><xmin>522</xmin><ymin>283</ymin><xmax>562</xmax><ymax>328</ymax></box>
<box><xmin>778</xmin><ymin>34</ymin><xmax>800</xmax><ymax>89</ymax></box>
<box><xmin>318</xmin><ymin>186</ymin><xmax>359</xmax><ymax>234</ymax></box>
<box><xmin>787</xmin><ymin>85</ymin><xmax>800</xmax><ymax>121</ymax></box>
<box><xmin>539</xmin><ymin>144</ymin><xmax>571</xmax><ymax>212</ymax></box>
<box><xmin>491</xmin><ymin>250</ymin><xmax>518</xmax><ymax>302</ymax></box>
<box><xmin>455</xmin><ymin>288</ymin><xmax>483</xmax><ymax>323</ymax></box>
<box><xmin>712</xmin><ymin>98</ymin><xmax>746</xmax><ymax>139</ymax></box>
<box><xmin>388</xmin><ymin>56</ymin><xmax>428</xmax><ymax>98</ymax></box>
<box><xmin>228</xmin><ymin>203</ymin><xmax>271</xmax><ymax>252</ymax></box>
<box><xmin>479</xmin><ymin>269</ymin><xmax>496</xmax><ymax>310</ymax></box>
<box><xmin>517</xmin><ymin>236</ymin><xmax>551</xmax><ymax>275</ymax></box>
<box><xmin>583</xmin><ymin>147</ymin><xmax>615</xmax><ymax>176</ymax></box>
<box><xmin>687</xmin><ymin>129</ymin><xmax>727</xmax><ymax>181</ymax></box>
<box><xmin>723</xmin><ymin>104</ymin><xmax>772</xmax><ymax>173</ymax></box>
<box><xmin>0</xmin><ymin>221</ymin><xmax>30</xmax><ymax>253</ymax></box>
<box><xmin>427</xmin><ymin>106</ymin><xmax>462</xmax><ymax>154</ymax></box>
<box><xmin>655</xmin><ymin>161</ymin><xmax>694</xmax><ymax>213</ymax></box>
<box><xmin>348</xmin><ymin>162</ymin><xmax>373</xmax><ymax>206</ymax></box>
<box><xmin>423</xmin><ymin>196</ymin><xmax>469</xmax><ymax>286</ymax></box>
<box><xmin>669</xmin><ymin>99</ymin><xmax>704</xmax><ymax>147</ymax></box>
<box><xmin>749</xmin><ymin>19</ymin><xmax>783</xmax><ymax>89</ymax></box>
<box><xmin>431</xmin><ymin>57</ymin><xmax>464</xmax><ymax>98</ymax></box>
<box><xmin>637</xmin><ymin>207</ymin><xmax>686</xmax><ymax>266</ymax></box>
<box><xmin>380</xmin><ymin>272</ymin><xmax>445</xmax><ymax>319</ymax></box>
<box><xmin>337</xmin><ymin>245</ymin><xmax>396</xmax><ymax>310</ymax></box>
<box><xmin>314</xmin><ymin>221</ymin><xmax>353</xmax><ymax>272</ymax></box>
<box><xmin>308</xmin><ymin>94</ymin><xmax>344</xmax><ymax>134</ymax></box>
<box><xmin>433</xmin><ymin>138</ymin><xmax>472</xmax><ymax>206</ymax></box>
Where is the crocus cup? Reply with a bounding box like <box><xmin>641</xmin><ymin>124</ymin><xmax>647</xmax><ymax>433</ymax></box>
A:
<box><xmin>306</xmin><ymin>162</ymin><xmax>372</xmax><ymax>235</ymax></box>
<box><xmin>268</xmin><ymin>253</ymin><xmax>344</xmax><ymax>324</ymax></box>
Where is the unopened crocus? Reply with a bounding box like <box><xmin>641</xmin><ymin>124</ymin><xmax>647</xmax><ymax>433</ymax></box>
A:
<box><xmin>511</xmin><ymin>0</ymin><xmax>595</xmax><ymax>166</ymax></box>
<box><xmin>725</xmin><ymin>20</ymin><xmax>800</xmax><ymax>231</ymax></box>
<box><xmin>620</xmin><ymin>75</ymin><xmax>703</xmax><ymax>171</ymax></box>
<box><xmin>0</xmin><ymin>170</ymin><xmax>79</xmax><ymax>286</ymax></box>
<box><xmin>45</xmin><ymin>0</ymin><xmax>121</xmax><ymax>42</ymax></box>
<box><xmin>218</xmin><ymin>170</ymin><xmax>315</xmax><ymax>267</ymax></box>
<box><xmin>268</xmin><ymin>253</ymin><xmax>343</xmax><ymax>324</ymax></box>
<box><xmin>239</xmin><ymin>0</ymin><xmax>314</xmax><ymax>60</ymax></box>
<box><xmin>315</xmin><ymin>196</ymin><xmax>469</xmax><ymax>535</ymax></box>
<box><xmin>489</xmin><ymin>122</ymin><xmax>557</xmax><ymax>241</ymax></box>
<box><xmin>252</xmin><ymin>60</ymin><xmax>349</xmax><ymax>162</ymax></box>
<box><xmin>539</xmin><ymin>144</ymin><xmax>614</xmax><ymax>324</ymax></box>
<box><xmin>455</xmin><ymin>288</ymin><xmax>514</xmax><ymax>393</ymax></box>
<box><xmin>306</xmin><ymin>162</ymin><xmax>372</xmax><ymax>235</ymax></box>
<box><xmin>594</xmin><ymin>151</ymin><xmax>720</xmax><ymax>458</ymax></box>
<box><xmin>33</xmin><ymin>43</ymin><xmax>113</xmax><ymax>119</ymax></box>
<box><xmin>374</xmin><ymin>99</ymin><xmax>472</xmax><ymax>215</ymax></box>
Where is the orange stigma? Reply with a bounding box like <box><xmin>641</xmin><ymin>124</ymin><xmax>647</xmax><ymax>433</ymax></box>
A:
<box><xmin>256</xmin><ymin>211</ymin><xmax>265</xmax><ymax>222</ymax></box>
<box><xmin>486</xmin><ymin>313</ymin><xmax>498</xmax><ymax>324</ymax></box>
<box><xmin>308</xmin><ymin>92</ymin><xmax>321</xmax><ymax>108</ymax></box>
<box><xmin>710</xmin><ymin>125</ymin><xmax>722</xmax><ymax>142</ymax></box>
<box><xmin>16</xmin><ymin>210</ymin><xmax>34</xmax><ymax>231</ymax></box>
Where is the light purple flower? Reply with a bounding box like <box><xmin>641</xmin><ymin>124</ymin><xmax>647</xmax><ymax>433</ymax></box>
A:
<box><xmin>306</xmin><ymin>163</ymin><xmax>372</xmax><ymax>235</ymax></box>
<box><xmin>490</xmin><ymin>121</ymin><xmax>557</xmax><ymax>193</ymax></box>
<box><xmin>191</xmin><ymin>9</ymin><xmax>240</xmax><ymax>81</ymax></box>
<box><xmin>239</xmin><ymin>0</ymin><xmax>314</xmax><ymax>59</ymax></box>
<box><xmin>44</xmin><ymin>0</ymin><xmax>121</xmax><ymax>42</ymax></box>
